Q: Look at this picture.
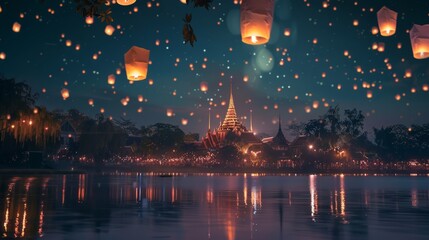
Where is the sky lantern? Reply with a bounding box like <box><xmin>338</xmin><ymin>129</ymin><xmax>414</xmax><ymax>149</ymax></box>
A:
<box><xmin>179</xmin><ymin>0</ymin><xmax>187</xmax><ymax>4</ymax></box>
<box><xmin>85</xmin><ymin>16</ymin><xmax>93</xmax><ymax>24</ymax></box>
<box><xmin>410</xmin><ymin>24</ymin><xmax>429</xmax><ymax>59</ymax></box>
<box><xmin>121</xmin><ymin>98</ymin><xmax>128</xmax><ymax>106</ymax></box>
<box><xmin>88</xmin><ymin>99</ymin><xmax>94</xmax><ymax>106</ymax></box>
<box><xmin>377</xmin><ymin>6</ymin><xmax>397</xmax><ymax>37</ymax></box>
<box><xmin>240</xmin><ymin>0</ymin><xmax>275</xmax><ymax>45</ymax></box>
<box><xmin>117</xmin><ymin>0</ymin><xmax>136</xmax><ymax>6</ymax></box>
<box><xmin>166</xmin><ymin>108</ymin><xmax>174</xmax><ymax>117</ymax></box>
<box><xmin>181</xmin><ymin>118</ymin><xmax>188</xmax><ymax>126</ymax></box>
<box><xmin>61</xmin><ymin>88</ymin><xmax>69</xmax><ymax>100</ymax></box>
<box><xmin>108</xmin><ymin>74</ymin><xmax>116</xmax><ymax>85</ymax></box>
<box><xmin>124</xmin><ymin>46</ymin><xmax>150</xmax><ymax>81</ymax></box>
<box><xmin>104</xmin><ymin>25</ymin><xmax>115</xmax><ymax>36</ymax></box>
<box><xmin>138</xmin><ymin>95</ymin><xmax>144</xmax><ymax>102</ymax></box>
<box><xmin>0</xmin><ymin>52</ymin><xmax>5</xmax><ymax>60</ymax></box>
<box><xmin>12</xmin><ymin>22</ymin><xmax>21</xmax><ymax>32</ymax></box>
<box><xmin>200</xmin><ymin>81</ymin><xmax>208</xmax><ymax>92</ymax></box>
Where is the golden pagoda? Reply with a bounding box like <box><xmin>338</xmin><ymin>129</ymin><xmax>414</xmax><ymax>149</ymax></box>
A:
<box><xmin>202</xmin><ymin>82</ymin><xmax>260</xmax><ymax>151</ymax></box>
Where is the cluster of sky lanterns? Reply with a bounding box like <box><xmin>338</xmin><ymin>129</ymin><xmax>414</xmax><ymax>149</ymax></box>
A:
<box><xmin>5</xmin><ymin>0</ymin><xmax>429</xmax><ymax>118</ymax></box>
<box><xmin>377</xmin><ymin>6</ymin><xmax>429</xmax><ymax>59</ymax></box>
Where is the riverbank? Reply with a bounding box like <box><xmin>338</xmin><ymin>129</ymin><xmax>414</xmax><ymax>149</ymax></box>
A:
<box><xmin>1</xmin><ymin>165</ymin><xmax>429</xmax><ymax>175</ymax></box>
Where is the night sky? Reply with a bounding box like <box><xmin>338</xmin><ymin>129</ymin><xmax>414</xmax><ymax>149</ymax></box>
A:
<box><xmin>1</xmin><ymin>0</ymin><xmax>429</xmax><ymax>138</ymax></box>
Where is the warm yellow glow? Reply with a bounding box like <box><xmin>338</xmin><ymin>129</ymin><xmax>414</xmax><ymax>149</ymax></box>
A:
<box><xmin>61</xmin><ymin>88</ymin><xmax>69</xmax><ymax>100</ymax></box>
<box><xmin>12</xmin><ymin>22</ymin><xmax>21</xmax><ymax>32</ymax></box>
<box><xmin>180</xmin><ymin>0</ymin><xmax>187</xmax><ymax>4</ymax></box>
<box><xmin>85</xmin><ymin>16</ymin><xmax>93</xmax><ymax>25</ymax></box>
<box><xmin>104</xmin><ymin>25</ymin><xmax>115</xmax><ymax>36</ymax></box>
<box><xmin>124</xmin><ymin>46</ymin><xmax>150</xmax><ymax>81</ymax></box>
<box><xmin>117</xmin><ymin>0</ymin><xmax>136</xmax><ymax>6</ymax></box>
<box><xmin>377</xmin><ymin>6</ymin><xmax>397</xmax><ymax>37</ymax></box>
<box><xmin>309</xmin><ymin>175</ymin><xmax>318</xmax><ymax>220</ymax></box>
<box><xmin>240</xmin><ymin>0</ymin><xmax>275</xmax><ymax>45</ymax></box>
<box><xmin>251</xmin><ymin>35</ymin><xmax>257</xmax><ymax>43</ymax></box>
<box><xmin>410</xmin><ymin>24</ymin><xmax>429</xmax><ymax>59</ymax></box>
<box><xmin>108</xmin><ymin>74</ymin><xmax>116</xmax><ymax>85</ymax></box>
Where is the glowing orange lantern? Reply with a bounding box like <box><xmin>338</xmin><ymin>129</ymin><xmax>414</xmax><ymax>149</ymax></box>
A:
<box><xmin>179</xmin><ymin>0</ymin><xmax>187</xmax><ymax>4</ymax></box>
<box><xmin>377</xmin><ymin>6</ymin><xmax>397</xmax><ymax>37</ymax></box>
<box><xmin>105</xmin><ymin>25</ymin><xmax>115</xmax><ymax>36</ymax></box>
<box><xmin>200</xmin><ymin>81</ymin><xmax>208</xmax><ymax>92</ymax></box>
<box><xmin>12</xmin><ymin>22</ymin><xmax>21</xmax><ymax>32</ymax></box>
<box><xmin>61</xmin><ymin>88</ymin><xmax>69</xmax><ymax>100</ymax></box>
<box><xmin>124</xmin><ymin>46</ymin><xmax>150</xmax><ymax>81</ymax></box>
<box><xmin>85</xmin><ymin>16</ymin><xmax>94</xmax><ymax>25</ymax></box>
<box><xmin>240</xmin><ymin>0</ymin><xmax>275</xmax><ymax>45</ymax></box>
<box><xmin>108</xmin><ymin>74</ymin><xmax>116</xmax><ymax>85</ymax></box>
<box><xmin>138</xmin><ymin>95</ymin><xmax>144</xmax><ymax>102</ymax></box>
<box><xmin>117</xmin><ymin>0</ymin><xmax>136</xmax><ymax>6</ymax></box>
<box><xmin>410</xmin><ymin>24</ymin><xmax>429</xmax><ymax>59</ymax></box>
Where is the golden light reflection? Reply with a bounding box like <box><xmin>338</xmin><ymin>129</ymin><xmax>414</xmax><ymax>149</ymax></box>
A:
<box><xmin>340</xmin><ymin>175</ymin><xmax>346</xmax><ymax>217</ymax></box>
<box><xmin>251</xmin><ymin>186</ymin><xmax>262</xmax><ymax>212</ymax></box>
<box><xmin>309</xmin><ymin>175</ymin><xmax>318</xmax><ymax>220</ymax></box>
<box><xmin>206</xmin><ymin>186</ymin><xmax>213</xmax><ymax>204</ymax></box>
<box><xmin>225</xmin><ymin>212</ymin><xmax>236</xmax><ymax>240</ymax></box>
<box><xmin>411</xmin><ymin>189</ymin><xmax>418</xmax><ymax>207</ymax></box>
<box><xmin>61</xmin><ymin>175</ymin><xmax>66</xmax><ymax>206</ymax></box>
<box><xmin>78</xmin><ymin>174</ymin><xmax>86</xmax><ymax>203</ymax></box>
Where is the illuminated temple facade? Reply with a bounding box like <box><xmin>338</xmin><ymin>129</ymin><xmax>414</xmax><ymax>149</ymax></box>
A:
<box><xmin>202</xmin><ymin>83</ymin><xmax>260</xmax><ymax>151</ymax></box>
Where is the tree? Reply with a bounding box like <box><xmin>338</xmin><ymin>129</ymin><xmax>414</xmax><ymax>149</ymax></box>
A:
<box><xmin>77</xmin><ymin>115</ymin><xmax>126</xmax><ymax>164</ymax></box>
<box><xmin>342</xmin><ymin>108</ymin><xmax>365</xmax><ymax>138</ymax></box>
<box><xmin>140</xmin><ymin>123</ymin><xmax>185</xmax><ymax>156</ymax></box>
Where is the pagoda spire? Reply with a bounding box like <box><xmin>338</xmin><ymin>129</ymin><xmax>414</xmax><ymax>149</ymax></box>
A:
<box><xmin>208</xmin><ymin>108</ymin><xmax>211</xmax><ymax>130</ymax></box>
<box><xmin>250</xmin><ymin>109</ymin><xmax>253</xmax><ymax>132</ymax></box>
<box><xmin>220</xmin><ymin>80</ymin><xmax>240</xmax><ymax>130</ymax></box>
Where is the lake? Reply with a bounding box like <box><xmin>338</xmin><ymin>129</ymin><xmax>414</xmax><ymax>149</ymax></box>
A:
<box><xmin>1</xmin><ymin>173</ymin><xmax>429</xmax><ymax>239</ymax></box>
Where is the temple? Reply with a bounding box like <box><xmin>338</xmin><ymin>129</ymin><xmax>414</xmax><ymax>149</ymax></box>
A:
<box><xmin>202</xmin><ymin>82</ymin><xmax>260</xmax><ymax>151</ymax></box>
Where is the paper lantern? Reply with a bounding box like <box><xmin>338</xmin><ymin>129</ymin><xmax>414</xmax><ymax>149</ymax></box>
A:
<box><xmin>124</xmin><ymin>46</ymin><xmax>150</xmax><ymax>81</ymax></box>
<box><xmin>88</xmin><ymin>99</ymin><xmax>94</xmax><ymax>106</ymax></box>
<box><xmin>108</xmin><ymin>74</ymin><xmax>116</xmax><ymax>85</ymax></box>
<box><xmin>12</xmin><ymin>22</ymin><xmax>21</xmax><ymax>32</ymax></box>
<box><xmin>61</xmin><ymin>88</ymin><xmax>69</xmax><ymax>100</ymax></box>
<box><xmin>179</xmin><ymin>0</ymin><xmax>187</xmax><ymax>4</ymax></box>
<box><xmin>85</xmin><ymin>16</ymin><xmax>94</xmax><ymax>25</ymax></box>
<box><xmin>117</xmin><ymin>0</ymin><xmax>136</xmax><ymax>6</ymax></box>
<box><xmin>240</xmin><ymin>0</ymin><xmax>275</xmax><ymax>45</ymax></box>
<box><xmin>410</xmin><ymin>24</ymin><xmax>429</xmax><ymax>59</ymax></box>
<box><xmin>377</xmin><ymin>6</ymin><xmax>397</xmax><ymax>37</ymax></box>
<box><xmin>105</xmin><ymin>25</ymin><xmax>115</xmax><ymax>36</ymax></box>
<box><xmin>138</xmin><ymin>95</ymin><xmax>144</xmax><ymax>102</ymax></box>
<box><xmin>0</xmin><ymin>52</ymin><xmax>5</xmax><ymax>60</ymax></box>
<box><xmin>200</xmin><ymin>81</ymin><xmax>208</xmax><ymax>92</ymax></box>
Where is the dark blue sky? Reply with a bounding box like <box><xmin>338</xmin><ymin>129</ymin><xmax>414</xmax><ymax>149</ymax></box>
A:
<box><xmin>1</xmin><ymin>0</ymin><xmax>429</xmax><ymax>137</ymax></box>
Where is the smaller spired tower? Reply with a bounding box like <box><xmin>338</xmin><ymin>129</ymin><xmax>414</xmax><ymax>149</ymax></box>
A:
<box><xmin>271</xmin><ymin>115</ymin><xmax>289</xmax><ymax>150</ymax></box>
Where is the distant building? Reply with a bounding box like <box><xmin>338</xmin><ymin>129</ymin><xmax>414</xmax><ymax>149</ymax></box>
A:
<box><xmin>202</xmin><ymin>82</ymin><xmax>260</xmax><ymax>152</ymax></box>
<box><xmin>262</xmin><ymin>115</ymin><xmax>289</xmax><ymax>151</ymax></box>
<box><xmin>59</xmin><ymin>121</ymin><xmax>78</xmax><ymax>148</ymax></box>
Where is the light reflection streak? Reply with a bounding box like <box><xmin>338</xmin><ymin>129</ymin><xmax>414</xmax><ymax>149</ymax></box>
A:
<box><xmin>411</xmin><ymin>189</ymin><xmax>418</xmax><ymax>207</ymax></box>
<box><xmin>309</xmin><ymin>175</ymin><xmax>318</xmax><ymax>221</ymax></box>
<box><xmin>340</xmin><ymin>175</ymin><xmax>346</xmax><ymax>217</ymax></box>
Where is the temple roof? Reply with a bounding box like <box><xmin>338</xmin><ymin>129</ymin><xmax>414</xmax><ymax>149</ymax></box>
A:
<box><xmin>272</xmin><ymin>116</ymin><xmax>288</xmax><ymax>146</ymax></box>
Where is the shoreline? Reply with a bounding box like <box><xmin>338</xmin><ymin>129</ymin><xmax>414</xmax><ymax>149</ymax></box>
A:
<box><xmin>1</xmin><ymin>166</ymin><xmax>428</xmax><ymax>176</ymax></box>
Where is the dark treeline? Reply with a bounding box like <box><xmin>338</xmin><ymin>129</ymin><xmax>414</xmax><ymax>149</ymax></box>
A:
<box><xmin>1</xmin><ymin>77</ymin><xmax>429</xmax><ymax>169</ymax></box>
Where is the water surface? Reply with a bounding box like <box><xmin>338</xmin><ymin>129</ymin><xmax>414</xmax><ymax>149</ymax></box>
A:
<box><xmin>1</xmin><ymin>173</ymin><xmax>429</xmax><ymax>239</ymax></box>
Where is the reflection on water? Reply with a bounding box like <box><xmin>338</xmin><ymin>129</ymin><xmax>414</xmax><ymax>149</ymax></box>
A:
<box><xmin>1</xmin><ymin>174</ymin><xmax>429</xmax><ymax>239</ymax></box>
